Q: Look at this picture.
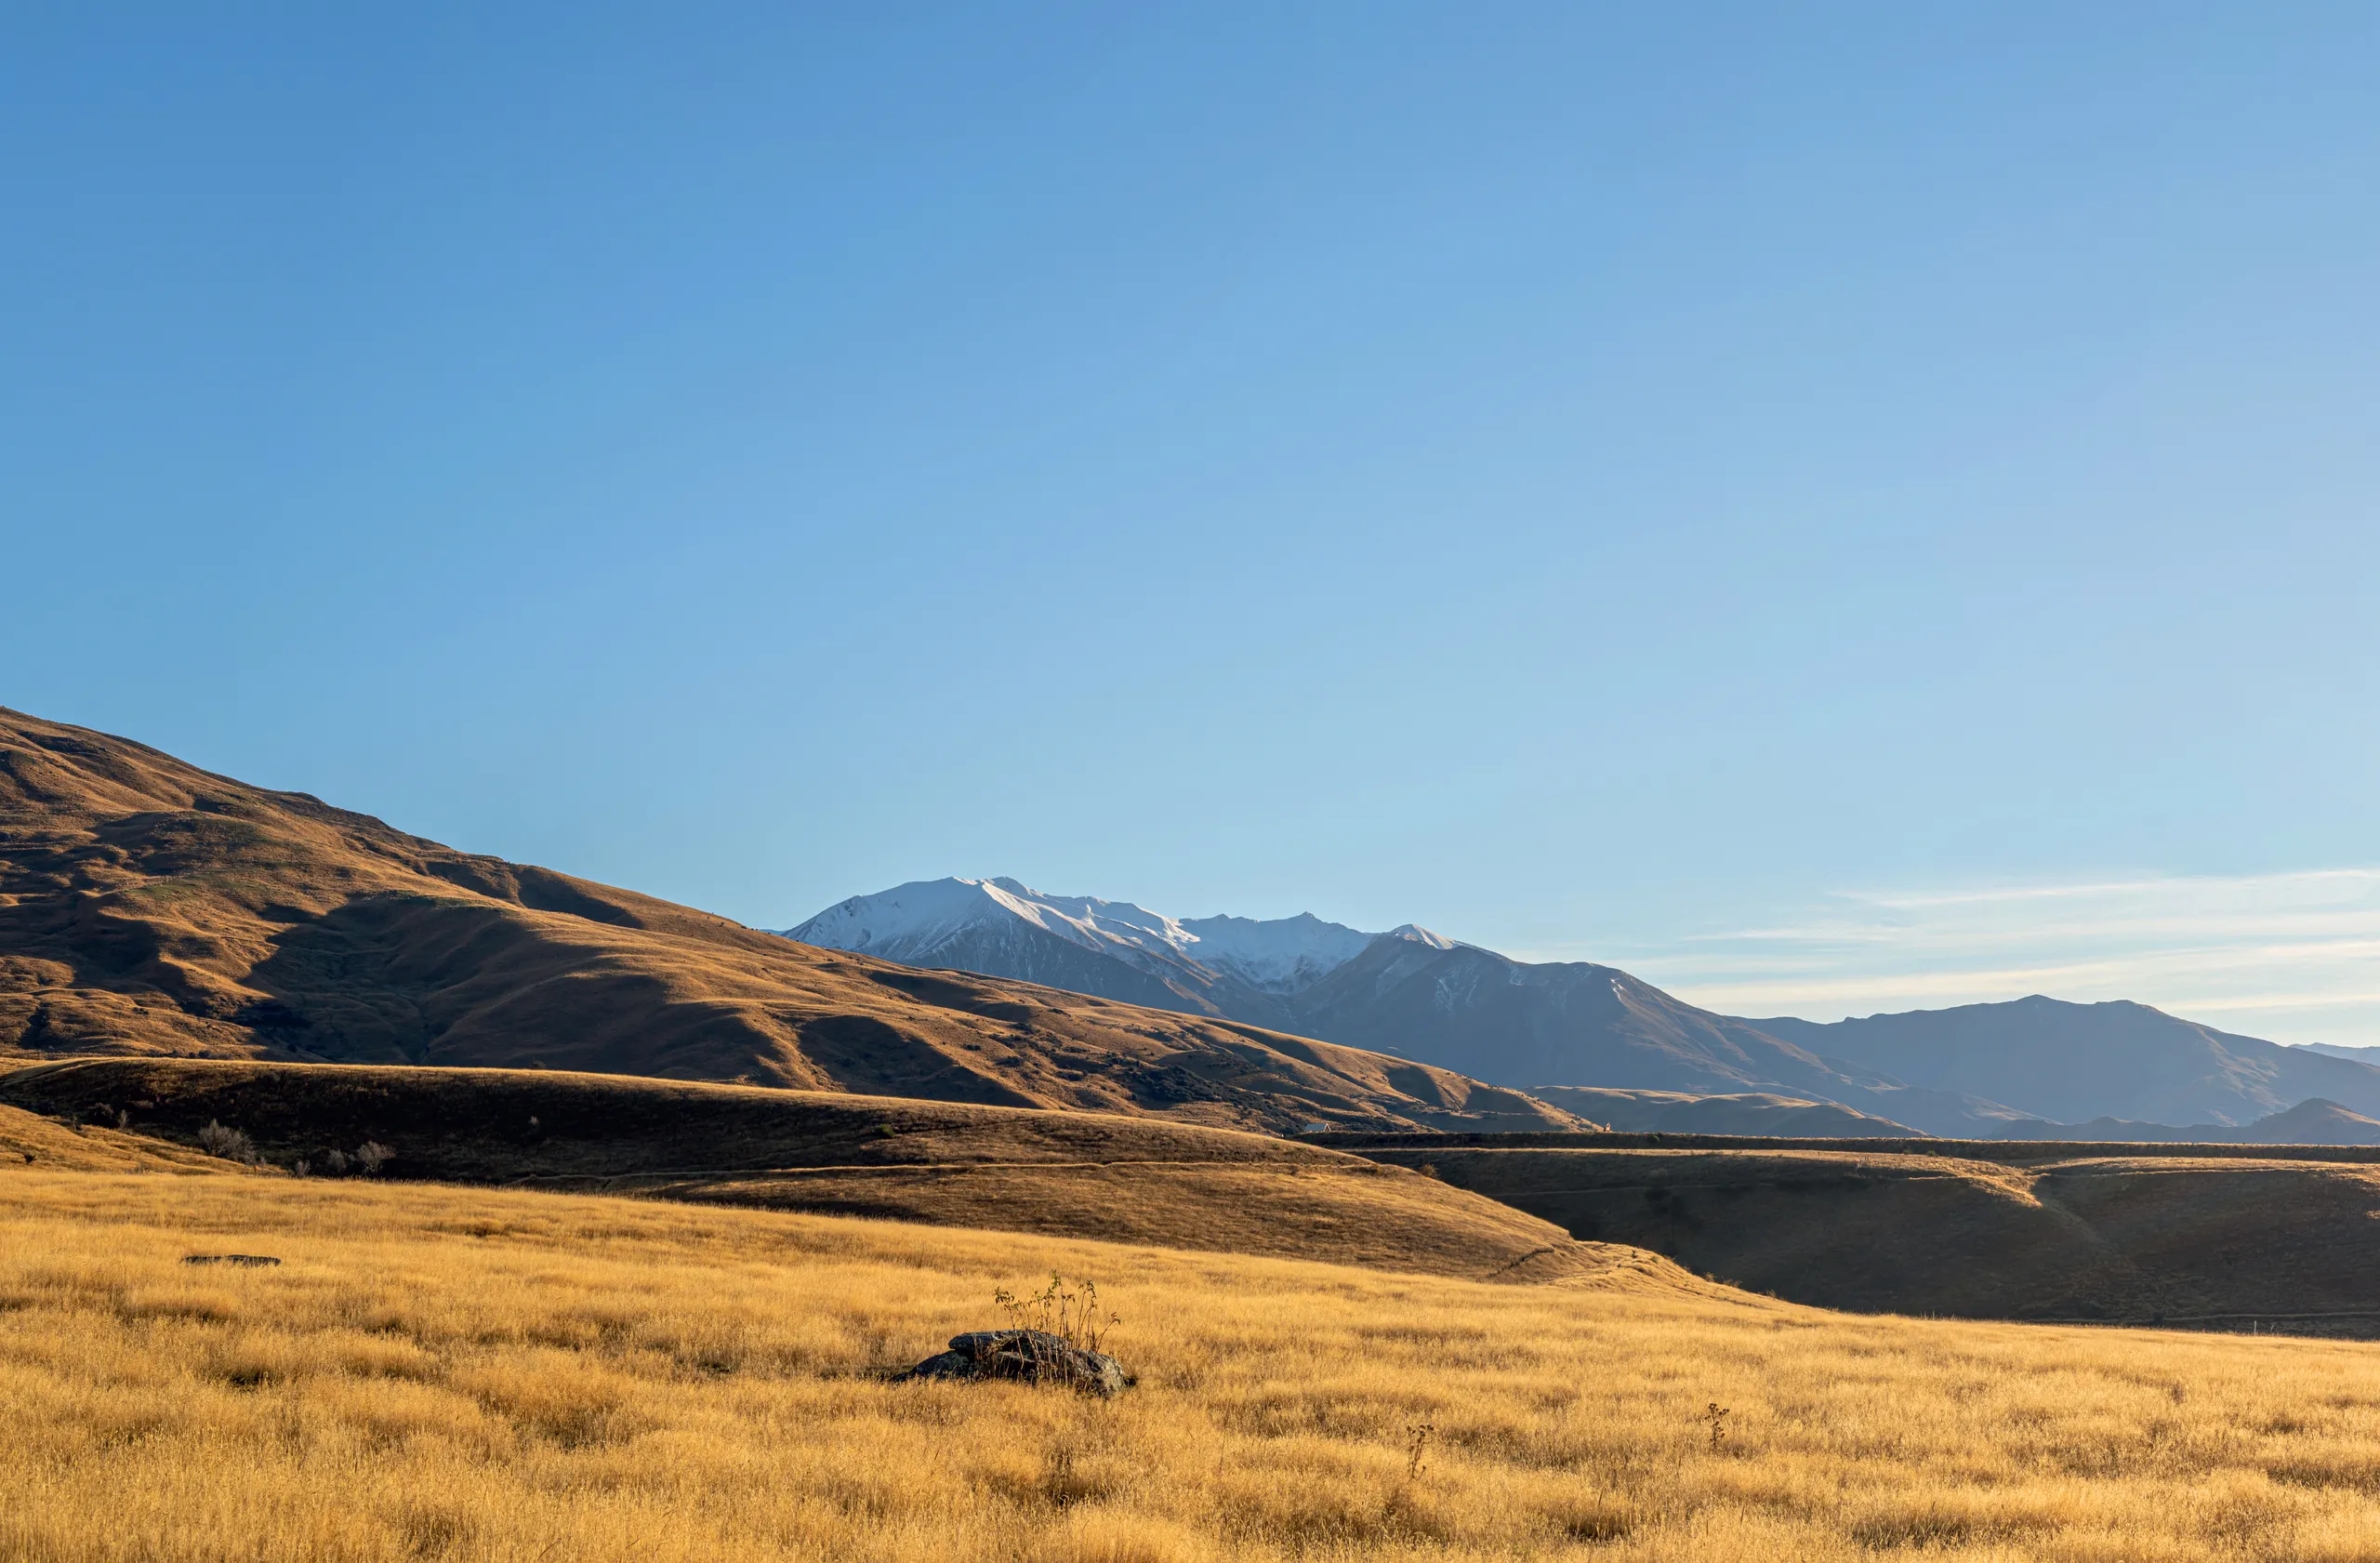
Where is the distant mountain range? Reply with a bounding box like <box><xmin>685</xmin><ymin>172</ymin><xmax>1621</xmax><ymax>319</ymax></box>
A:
<box><xmin>1986</xmin><ymin>1097</ymin><xmax>2380</xmax><ymax>1146</ymax></box>
<box><xmin>2298</xmin><ymin>1041</ymin><xmax>2380</xmax><ymax>1065</ymax></box>
<box><xmin>786</xmin><ymin>879</ymin><xmax>2380</xmax><ymax>1139</ymax></box>
<box><xmin>1749</xmin><ymin>1000</ymin><xmax>2380</xmax><ymax>1132</ymax></box>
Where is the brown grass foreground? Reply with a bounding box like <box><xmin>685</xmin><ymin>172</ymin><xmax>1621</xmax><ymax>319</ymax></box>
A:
<box><xmin>7</xmin><ymin>1172</ymin><xmax>2380</xmax><ymax>1563</ymax></box>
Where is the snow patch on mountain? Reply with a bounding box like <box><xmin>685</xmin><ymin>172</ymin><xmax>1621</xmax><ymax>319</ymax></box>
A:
<box><xmin>1175</xmin><ymin>912</ymin><xmax>1377</xmax><ymax>993</ymax></box>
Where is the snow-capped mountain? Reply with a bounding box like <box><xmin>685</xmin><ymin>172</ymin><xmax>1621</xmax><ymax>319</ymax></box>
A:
<box><xmin>783</xmin><ymin>878</ymin><xmax>1438</xmax><ymax>1020</ymax></box>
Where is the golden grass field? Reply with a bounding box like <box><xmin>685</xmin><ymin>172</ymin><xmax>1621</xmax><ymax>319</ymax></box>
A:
<box><xmin>10</xmin><ymin>1168</ymin><xmax>2380</xmax><ymax>1562</ymax></box>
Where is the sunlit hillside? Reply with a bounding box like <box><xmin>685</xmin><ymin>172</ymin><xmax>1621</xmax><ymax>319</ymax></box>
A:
<box><xmin>7</xmin><ymin>1168</ymin><xmax>2380</xmax><ymax>1561</ymax></box>
<box><xmin>0</xmin><ymin>710</ymin><xmax>1573</xmax><ymax>1138</ymax></box>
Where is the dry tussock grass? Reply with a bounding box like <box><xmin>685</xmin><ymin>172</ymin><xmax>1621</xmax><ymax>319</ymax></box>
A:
<box><xmin>7</xmin><ymin>1168</ymin><xmax>2380</xmax><ymax>1561</ymax></box>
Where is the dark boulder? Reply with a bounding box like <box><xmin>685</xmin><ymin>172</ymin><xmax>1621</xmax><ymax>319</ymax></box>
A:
<box><xmin>181</xmin><ymin>1254</ymin><xmax>282</xmax><ymax>1267</ymax></box>
<box><xmin>893</xmin><ymin>1329</ymin><xmax>1132</xmax><ymax>1397</ymax></box>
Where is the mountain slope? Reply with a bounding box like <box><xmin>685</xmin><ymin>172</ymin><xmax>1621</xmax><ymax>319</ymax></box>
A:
<box><xmin>1276</xmin><ymin>936</ymin><xmax>2017</xmax><ymax>1135</ymax></box>
<box><xmin>0</xmin><ymin>709</ymin><xmax>1581</xmax><ymax>1135</ymax></box>
<box><xmin>1750</xmin><ymin>998</ymin><xmax>2380</xmax><ymax>1128</ymax></box>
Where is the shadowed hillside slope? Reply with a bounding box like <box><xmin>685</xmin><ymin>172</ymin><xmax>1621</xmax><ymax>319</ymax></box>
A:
<box><xmin>0</xmin><ymin>1056</ymin><xmax>1616</xmax><ymax>1280</ymax></box>
<box><xmin>0</xmin><ymin>709</ymin><xmax>1577</xmax><ymax>1135</ymax></box>
<box><xmin>1330</xmin><ymin>1138</ymin><xmax>2380</xmax><ymax>1332</ymax></box>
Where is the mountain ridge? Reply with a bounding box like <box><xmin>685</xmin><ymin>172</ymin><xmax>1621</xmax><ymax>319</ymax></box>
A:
<box><xmin>788</xmin><ymin>878</ymin><xmax>2380</xmax><ymax>1136</ymax></box>
<box><xmin>1981</xmin><ymin>1096</ymin><xmax>2380</xmax><ymax>1146</ymax></box>
<box><xmin>785</xmin><ymin>878</ymin><xmax>2022</xmax><ymax>1134</ymax></box>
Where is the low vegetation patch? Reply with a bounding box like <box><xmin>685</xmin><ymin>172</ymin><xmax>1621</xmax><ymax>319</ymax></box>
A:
<box><xmin>6</xmin><ymin>1167</ymin><xmax>2380</xmax><ymax>1560</ymax></box>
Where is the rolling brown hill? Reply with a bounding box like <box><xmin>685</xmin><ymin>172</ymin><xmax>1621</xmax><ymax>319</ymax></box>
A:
<box><xmin>0</xmin><ymin>709</ymin><xmax>1579</xmax><ymax>1134</ymax></box>
<box><xmin>1325</xmin><ymin>1136</ymin><xmax>2380</xmax><ymax>1333</ymax></box>
<box><xmin>0</xmin><ymin>1055</ymin><xmax>1640</xmax><ymax>1282</ymax></box>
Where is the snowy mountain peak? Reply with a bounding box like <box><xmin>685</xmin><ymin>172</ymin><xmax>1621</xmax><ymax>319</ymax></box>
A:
<box><xmin>1384</xmin><ymin>923</ymin><xmax>1457</xmax><ymax>950</ymax></box>
<box><xmin>784</xmin><ymin>878</ymin><xmax>1441</xmax><ymax>997</ymax></box>
<box><xmin>788</xmin><ymin>876</ymin><xmax>1191</xmax><ymax>967</ymax></box>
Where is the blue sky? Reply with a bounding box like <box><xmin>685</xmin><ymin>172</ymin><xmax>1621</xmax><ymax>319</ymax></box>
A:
<box><xmin>6</xmin><ymin>5</ymin><xmax>2377</xmax><ymax>1041</ymax></box>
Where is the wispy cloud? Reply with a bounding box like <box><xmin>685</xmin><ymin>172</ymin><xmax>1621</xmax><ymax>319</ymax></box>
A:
<box><xmin>1516</xmin><ymin>869</ymin><xmax>2380</xmax><ymax>1046</ymax></box>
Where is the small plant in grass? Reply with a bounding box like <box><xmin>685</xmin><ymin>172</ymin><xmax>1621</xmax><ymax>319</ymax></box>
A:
<box><xmin>196</xmin><ymin>1120</ymin><xmax>256</xmax><ymax>1163</ymax></box>
<box><xmin>994</xmin><ymin>1273</ymin><xmax>1118</xmax><ymax>1354</ymax></box>
<box><xmin>292</xmin><ymin>1159</ymin><xmax>311</xmax><ymax>1177</ymax></box>
<box><xmin>1703</xmin><ymin>1401</ymin><xmax>1731</xmax><ymax>1451</ymax></box>
<box><xmin>354</xmin><ymin>1141</ymin><xmax>393</xmax><ymax>1176</ymax></box>
<box><xmin>1405</xmin><ymin>1421</ymin><xmax>1437</xmax><ymax>1480</ymax></box>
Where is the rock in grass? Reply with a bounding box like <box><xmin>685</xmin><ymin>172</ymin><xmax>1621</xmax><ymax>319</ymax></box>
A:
<box><xmin>894</xmin><ymin>1330</ymin><xmax>1133</xmax><ymax>1397</ymax></box>
<box><xmin>181</xmin><ymin>1254</ymin><xmax>282</xmax><ymax>1267</ymax></box>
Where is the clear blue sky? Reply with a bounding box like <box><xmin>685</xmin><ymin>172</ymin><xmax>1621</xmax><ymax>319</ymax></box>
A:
<box><xmin>7</xmin><ymin>6</ymin><xmax>2378</xmax><ymax>1039</ymax></box>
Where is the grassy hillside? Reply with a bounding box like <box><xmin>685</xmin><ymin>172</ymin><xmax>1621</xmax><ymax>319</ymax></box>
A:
<box><xmin>1342</xmin><ymin>1142</ymin><xmax>2380</xmax><ymax>1331</ymax></box>
<box><xmin>1525</xmin><ymin>1086</ymin><xmax>1920</xmax><ymax>1137</ymax></box>
<box><xmin>0</xmin><ymin>1056</ymin><xmax>1606</xmax><ymax>1280</ymax></box>
<box><xmin>9</xmin><ymin>1165</ymin><xmax>2380</xmax><ymax>1562</ymax></box>
<box><xmin>0</xmin><ymin>708</ymin><xmax>1575</xmax><ymax>1134</ymax></box>
<box><xmin>0</xmin><ymin>1099</ymin><xmax>230</xmax><ymax>1172</ymax></box>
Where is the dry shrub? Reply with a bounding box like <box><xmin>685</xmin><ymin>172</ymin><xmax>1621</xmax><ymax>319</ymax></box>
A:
<box><xmin>995</xmin><ymin>1272</ymin><xmax>1118</xmax><ymax>1354</ymax></box>
<box><xmin>194</xmin><ymin>1120</ymin><xmax>253</xmax><ymax>1163</ymax></box>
